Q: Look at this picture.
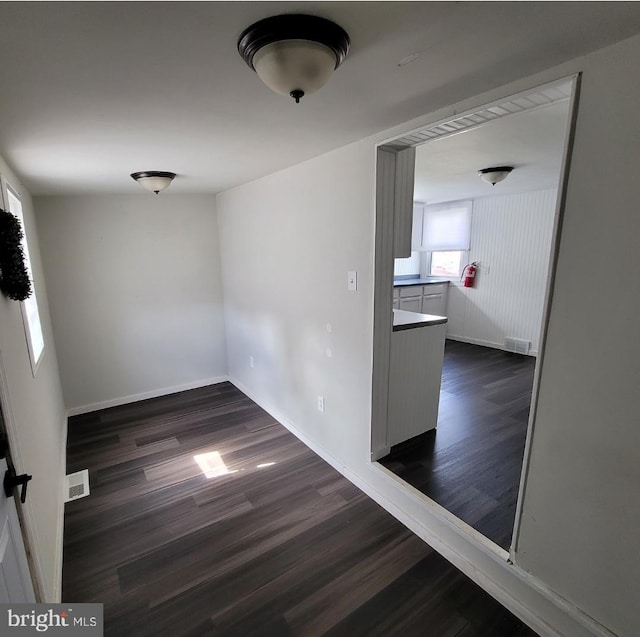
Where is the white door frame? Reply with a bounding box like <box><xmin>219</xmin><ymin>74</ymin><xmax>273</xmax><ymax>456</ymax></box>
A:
<box><xmin>370</xmin><ymin>74</ymin><xmax>582</xmax><ymax>560</ymax></box>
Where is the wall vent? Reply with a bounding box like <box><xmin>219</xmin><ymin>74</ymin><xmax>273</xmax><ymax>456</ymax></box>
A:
<box><xmin>65</xmin><ymin>469</ymin><xmax>90</xmax><ymax>502</ymax></box>
<box><xmin>504</xmin><ymin>337</ymin><xmax>530</xmax><ymax>355</ymax></box>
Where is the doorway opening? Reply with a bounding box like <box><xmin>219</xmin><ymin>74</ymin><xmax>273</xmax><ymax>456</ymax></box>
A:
<box><xmin>370</xmin><ymin>75</ymin><xmax>579</xmax><ymax>556</ymax></box>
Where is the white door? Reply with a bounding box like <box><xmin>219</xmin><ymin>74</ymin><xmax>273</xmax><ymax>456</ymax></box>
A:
<box><xmin>0</xmin><ymin>387</ymin><xmax>36</xmax><ymax>603</ymax></box>
<box><xmin>0</xmin><ymin>457</ymin><xmax>35</xmax><ymax>602</ymax></box>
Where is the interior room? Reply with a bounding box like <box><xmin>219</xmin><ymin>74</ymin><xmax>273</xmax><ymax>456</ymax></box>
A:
<box><xmin>0</xmin><ymin>3</ymin><xmax>639</xmax><ymax>637</ymax></box>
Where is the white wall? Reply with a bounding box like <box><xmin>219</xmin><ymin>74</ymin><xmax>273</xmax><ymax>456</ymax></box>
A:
<box><xmin>446</xmin><ymin>189</ymin><xmax>558</xmax><ymax>354</ymax></box>
<box><xmin>217</xmin><ymin>34</ymin><xmax>640</xmax><ymax>637</ymax></box>
<box><xmin>217</xmin><ymin>145</ymin><xmax>374</xmax><ymax>459</ymax></box>
<box><xmin>515</xmin><ymin>34</ymin><xmax>640</xmax><ymax>637</ymax></box>
<box><xmin>0</xmin><ymin>158</ymin><xmax>67</xmax><ymax>601</ymax></box>
<box><xmin>35</xmin><ymin>195</ymin><xmax>227</xmax><ymax>413</ymax></box>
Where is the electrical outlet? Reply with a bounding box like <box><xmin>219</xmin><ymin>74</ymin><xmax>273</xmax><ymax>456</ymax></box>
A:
<box><xmin>317</xmin><ymin>396</ymin><xmax>325</xmax><ymax>413</ymax></box>
<box><xmin>249</xmin><ymin>356</ymin><xmax>255</xmax><ymax>369</ymax></box>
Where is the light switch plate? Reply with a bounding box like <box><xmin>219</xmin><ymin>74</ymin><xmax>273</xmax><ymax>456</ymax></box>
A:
<box><xmin>347</xmin><ymin>271</ymin><xmax>357</xmax><ymax>291</ymax></box>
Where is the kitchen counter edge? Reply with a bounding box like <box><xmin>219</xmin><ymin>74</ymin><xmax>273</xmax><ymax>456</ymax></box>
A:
<box><xmin>392</xmin><ymin>309</ymin><xmax>448</xmax><ymax>331</ymax></box>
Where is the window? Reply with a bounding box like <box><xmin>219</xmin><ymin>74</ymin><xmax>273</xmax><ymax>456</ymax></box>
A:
<box><xmin>421</xmin><ymin>199</ymin><xmax>472</xmax><ymax>279</ymax></box>
<box><xmin>429</xmin><ymin>251</ymin><xmax>465</xmax><ymax>277</ymax></box>
<box><xmin>5</xmin><ymin>185</ymin><xmax>45</xmax><ymax>374</ymax></box>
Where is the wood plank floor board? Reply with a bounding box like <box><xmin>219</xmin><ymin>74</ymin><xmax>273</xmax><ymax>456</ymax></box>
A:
<box><xmin>115</xmin><ymin>489</ymin><xmax>363</xmax><ymax>600</ymax></box>
<box><xmin>205</xmin><ymin>507</ymin><xmax>419</xmax><ymax>629</ymax></box>
<box><xmin>63</xmin><ymin>381</ymin><xmax>537</xmax><ymax>636</ymax></box>
<box><xmin>380</xmin><ymin>340</ymin><xmax>535</xmax><ymax>550</ymax></box>
<box><xmin>322</xmin><ymin>553</ymin><xmax>473</xmax><ymax>637</ymax></box>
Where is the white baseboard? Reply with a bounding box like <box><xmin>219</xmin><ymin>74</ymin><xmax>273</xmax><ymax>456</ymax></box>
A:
<box><xmin>228</xmin><ymin>375</ymin><xmax>613</xmax><ymax>637</ymax></box>
<box><xmin>447</xmin><ymin>334</ymin><xmax>538</xmax><ymax>357</ymax></box>
<box><xmin>52</xmin><ymin>415</ymin><xmax>68</xmax><ymax>602</ymax></box>
<box><xmin>66</xmin><ymin>376</ymin><xmax>229</xmax><ymax>416</ymax></box>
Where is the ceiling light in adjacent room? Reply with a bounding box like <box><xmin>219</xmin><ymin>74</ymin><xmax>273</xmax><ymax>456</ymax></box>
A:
<box><xmin>477</xmin><ymin>166</ymin><xmax>514</xmax><ymax>186</ymax></box>
<box><xmin>237</xmin><ymin>14</ymin><xmax>350</xmax><ymax>103</ymax></box>
<box><xmin>130</xmin><ymin>171</ymin><xmax>176</xmax><ymax>194</ymax></box>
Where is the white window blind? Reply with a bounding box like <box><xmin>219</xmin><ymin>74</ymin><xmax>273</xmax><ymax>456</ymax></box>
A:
<box><xmin>422</xmin><ymin>200</ymin><xmax>472</xmax><ymax>251</ymax></box>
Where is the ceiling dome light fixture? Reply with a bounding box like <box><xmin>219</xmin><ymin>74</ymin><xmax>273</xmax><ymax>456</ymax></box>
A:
<box><xmin>478</xmin><ymin>166</ymin><xmax>514</xmax><ymax>186</ymax></box>
<box><xmin>237</xmin><ymin>14</ymin><xmax>350</xmax><ymax>103</ymax></box>
<box><xmin>130</xmin><ymin>171</ymin><xmax>176</xmax><ymax>194</ymax></box>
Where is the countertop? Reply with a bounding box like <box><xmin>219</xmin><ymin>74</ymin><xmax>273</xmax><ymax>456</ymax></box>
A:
<box><xmin>393</xmin><ymin>277</ymin><xmax>451</xmax><ymax>287</ymax></box>
<box><xmin>392</xmin><ymin>309</ymin><xmax>448</xmax><ymax>331</ymax></box>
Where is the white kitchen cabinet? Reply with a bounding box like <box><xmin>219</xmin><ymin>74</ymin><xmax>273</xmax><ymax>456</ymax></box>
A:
<box><xmin>388</xmin><ymin>314</ymin><xmax>447</xmax><ymax>447</ymax></box>
<box><xmin>399</xmin><ymin>296</ymin><xmax>422</xmax><ymax>313</ymax></box>
<box><xmin>398</xmin><ymin>286</ymin><xmax>422</xmax><ymax>298</ymax></box>
<box><xmin>394</xmin><ymin>282</ymin><xmax>449</xmax><ymax>317</ymax></box>
<box><xmin>398</xmin><ymin>285</ymin><xmax>422</xmax><ymax>313</ymax></box>
<box><xmin>421</xmin><ymin>283</ymin><xmax>448</xmax><ymax>316</ymax></box>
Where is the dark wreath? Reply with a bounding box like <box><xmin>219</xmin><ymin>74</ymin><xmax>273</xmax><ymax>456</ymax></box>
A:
<box><xmin>0</xmin><ymin>207</ymin><xmax>32</xmax><ymax>301</ymax></box>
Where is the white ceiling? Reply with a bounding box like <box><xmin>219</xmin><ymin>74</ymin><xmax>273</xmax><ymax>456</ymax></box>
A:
<box><xmin>414</xmin><ymin>99</ymin><xmax>571</xmax><ymax>204</ymax></box>
<box><xmin>1</xmin><ymin>2</ymin><xmax>640</xmax><ymax>196</ymax></box>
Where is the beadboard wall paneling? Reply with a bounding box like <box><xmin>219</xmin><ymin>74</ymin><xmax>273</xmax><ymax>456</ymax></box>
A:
<box><xmin>447</xmin><ymin>189</ymin><xmax>557</xmax><ymax>355</ymax></box>
<box><xmin>394</xmin><ymin>251</ymin><xmax>421</xmax><ymax>276</ymax></box>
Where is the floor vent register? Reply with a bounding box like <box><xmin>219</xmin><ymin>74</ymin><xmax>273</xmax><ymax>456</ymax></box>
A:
<box><xmin>504</xmin><ymin>337</ymin><xmax>530</xmax><ymax>355</ymax></box>
<box><xmin>65</xmin><ymin>469</ymin><xmax>90</xmax><ymax>502</ymax></box>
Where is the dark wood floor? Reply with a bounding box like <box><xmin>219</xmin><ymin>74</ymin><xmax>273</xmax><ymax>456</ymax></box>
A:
<box><xmin>380</xmin><ymin>340</ymin><xmax>535</xmax><ymax>550</ymax></box>
<box><xmin>63</xmin><ymin>381</ymin><xmax>538</xmax><ymax>636</ymax></box>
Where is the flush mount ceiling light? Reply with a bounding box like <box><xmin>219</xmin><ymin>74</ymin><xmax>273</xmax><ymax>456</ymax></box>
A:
<box><xmin>478</xmin><ymin>166</ymin><xmax>514</xmax><ymax>186</ymax></box>
<box><xmin>130</xmin><ymin>171</ymin><xmax>176</xmax><ymax>194</ymax></box>
<box><xmin>237</xmin><ymin>14</ymin><xmax>350</xmax><ymax>103</ymax></box>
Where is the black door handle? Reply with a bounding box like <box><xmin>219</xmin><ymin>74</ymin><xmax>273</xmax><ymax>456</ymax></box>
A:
<box><xmin>4</xmin><ymin>467</ymin><xmax>32</xmax><ymax>503</ymax></box>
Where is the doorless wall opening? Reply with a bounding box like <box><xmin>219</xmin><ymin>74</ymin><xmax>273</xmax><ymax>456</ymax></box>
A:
<box><xmin>370</xmin><ymin>74</ymin><xmax>581</xmax><ymax>558</ymax></box>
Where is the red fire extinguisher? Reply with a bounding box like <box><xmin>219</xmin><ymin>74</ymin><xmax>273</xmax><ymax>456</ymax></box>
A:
<box><xmin>462</xmin><ymin>262</ymin><xmax>478</xmax><ymax>288</ymax></box>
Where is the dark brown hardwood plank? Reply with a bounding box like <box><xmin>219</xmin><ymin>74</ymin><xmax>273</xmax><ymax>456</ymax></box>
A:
<box><xmin>63</xmin><ymin>381</ymin><xmax>537</xmax><ymax>636</ymax></box>
<box><xmin>380</xmin><ymin>340</ymin><xmax>535</xmax><ymax>550</ymax></box>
